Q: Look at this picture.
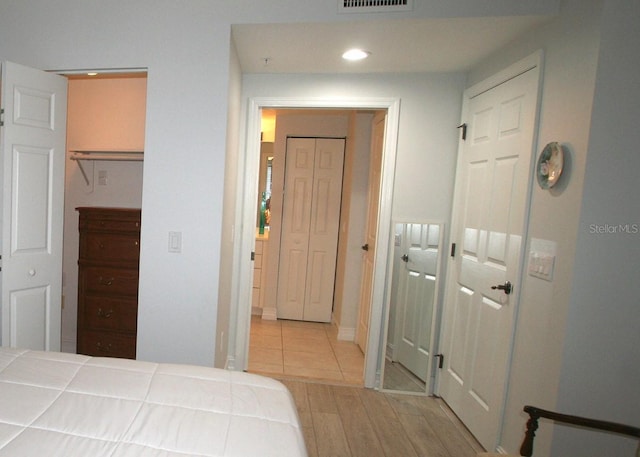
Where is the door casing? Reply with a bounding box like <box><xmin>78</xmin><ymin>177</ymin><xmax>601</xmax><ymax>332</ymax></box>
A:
<box><xmin>231</xmin><ymin>97</ymin><xmax>400</xmax><ymax>388</ymax></box>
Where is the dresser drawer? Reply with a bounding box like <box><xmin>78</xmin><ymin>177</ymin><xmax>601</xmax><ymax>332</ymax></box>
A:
<box><xmin>83</xmin><ymin>218</ymin><xmax>141</xmax><ymax>233</ymax></box>
<box><xmin>78</xmin><ymin>330</ymin><xmax>136</xmax><ymax>359</ymax></box>
<box><xmin>81</xmin><ymin>296</ymin><xmax>137</xmax><ymax>332</ymax></box>
<box><xmin>77</xmin><ymin>207</ymin><xmax>141</xmax><ymax>233</ymax></box>
<box><xmin>80</xmin><ymin>266</ymin><xmax>139</xmax><ymax>297</ymax></box>
<box><xmin>80</xmin><ymin>232</ymin><xmax>140</xmax><ymax>263</ymax></box>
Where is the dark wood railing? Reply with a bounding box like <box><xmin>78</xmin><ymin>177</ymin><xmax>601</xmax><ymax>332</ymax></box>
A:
<box><xmin>520</xmin><ymin>405</ymin><xmax>640</xmax><ymax>456</ymax></box>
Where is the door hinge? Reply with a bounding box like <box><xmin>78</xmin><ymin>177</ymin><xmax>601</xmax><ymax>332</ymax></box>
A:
<box><xmin>251</xmin><ymin>251</ymin><xmax>255</xmax><ymax>261</ymax></box>
<box><xmin>435</xmin><ymin>353</ymin><xmax>444</xmax><ymax>369</ymax></box>
<box><xmin>450</xmin><ymin>243</ymin><xmax>456</xmax><ymax>258</ymax></box>
<box><xmin>457</xmin><ymin>123</ymin><xmax>467</xmax><ymax>140</ymax></box>
<box><xmin>0</xmin><ymin>108</ymin><xmax>4</xmax><ymax>126</ymax></box>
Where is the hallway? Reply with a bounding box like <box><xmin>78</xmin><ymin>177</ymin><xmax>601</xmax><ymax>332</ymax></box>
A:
<box><xmin>248</xmin><ymin>316</ymin><xmax>365</xmax><ymax>385</ymax></box>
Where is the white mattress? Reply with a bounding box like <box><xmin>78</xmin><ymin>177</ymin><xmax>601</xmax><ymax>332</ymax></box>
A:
<box><xmin>0</xmin><ymin>348</ymin><xmax>307</xmax><ymax>456</ymax></box>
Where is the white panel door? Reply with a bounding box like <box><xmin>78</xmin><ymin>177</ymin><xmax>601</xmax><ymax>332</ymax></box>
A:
<box><xmin>396</xmin><ymin>223</ymin><xmax>440</xmax><ymax>382</ymax></box>
<box><xmin>356</xmin><ymin>112</ymin><xmax>385</xmax><ymax>352</ymax></box>
<box><xmin>303</xmin><ymin>138</ymin><xmax>345</xmax><ymax>322</ymax></box>
<box><xmin>438</xmin><ymin>63</ymin><xmax>540</xmax><ymax>450</ymax></box>
<box><xmin>277</xmin><ymin>137</ymin><xmax>345</xmax><ymax>322</ymax></box>
<box><xmin>276</xmin><ymin>138</ymin><xmax>314</xmax><ymax>320</ymax></box>
<box><xmin>0</xmin><ymin>62</ymin><xmax>67</xmax><ymax>351</ymax></box>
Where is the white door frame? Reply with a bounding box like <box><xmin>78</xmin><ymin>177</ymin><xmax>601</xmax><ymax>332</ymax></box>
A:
<box><xmin>230</xmin><ymin>97</ymin><xmax>400</xmax><ymax>388</ymax></box>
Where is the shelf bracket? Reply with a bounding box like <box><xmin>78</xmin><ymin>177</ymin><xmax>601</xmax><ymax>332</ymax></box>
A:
<box><xmin>75</xmin><ymin>159</ymin><xmax>90</xmax><ymax>185</ymax></box>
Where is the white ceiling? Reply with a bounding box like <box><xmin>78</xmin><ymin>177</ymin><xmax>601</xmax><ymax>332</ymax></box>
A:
<box><xmin>232</xmin><ymin>16</ymin><xmax>552</xmax><ymax>74</ymax></box>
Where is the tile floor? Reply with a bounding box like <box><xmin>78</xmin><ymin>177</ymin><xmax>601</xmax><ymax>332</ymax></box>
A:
<box><xmin>248</xmin><ymin>315</ymin><xmax>365</xmax><ymax>385</ymax></box>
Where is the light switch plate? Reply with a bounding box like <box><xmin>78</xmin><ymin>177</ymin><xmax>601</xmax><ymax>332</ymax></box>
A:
<box><xmin>168</xmin><ymin>231</ymin><xmax>182</xmax><ymax>253</ymax></box>
<box><xmin>528</xmin><ymin>238</ymin><xmax>556</xmax><ymax>281</ymax></box>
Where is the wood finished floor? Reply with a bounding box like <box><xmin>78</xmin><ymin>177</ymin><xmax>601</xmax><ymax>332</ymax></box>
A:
<box><xmin>281</xmin><ymin>378</ymin><xmax>484</xmax><ymax>457</ymax></box>
<box><xmin>249</xmin><ymin>317</ymin><xmax>484</xmax><ymax>456</ymax></box>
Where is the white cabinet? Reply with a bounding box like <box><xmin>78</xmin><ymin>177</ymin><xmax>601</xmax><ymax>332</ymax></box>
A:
<box><xmin>252</xmin><ymin>236</ymin><xmax>269</xmax><ymax>310</ymax></box>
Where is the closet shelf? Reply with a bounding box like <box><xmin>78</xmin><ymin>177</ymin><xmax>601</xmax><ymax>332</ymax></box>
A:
<box><xmin>70</xmin><ymin>149</ymin><xmax>144</xmax><ymax>161</ymax></box>
<box><xmin>70</xmin><ymin>150</ymin><xmax>144</xmax><ymax>185</ymax></box>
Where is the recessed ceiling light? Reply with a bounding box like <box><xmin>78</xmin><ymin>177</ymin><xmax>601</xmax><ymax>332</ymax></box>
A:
<box><xmin>342</xmin><ymin>49</ymin><xmax>371</xmax><ymax>61</ymax></box>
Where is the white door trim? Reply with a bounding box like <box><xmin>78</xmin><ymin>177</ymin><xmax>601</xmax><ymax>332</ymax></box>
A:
<box><xmin>230</xmin><ymin>97</ymin><xmax>400</xmax><ymax>388</ymax></box>
<box><xmin>466</xmin><ymin>50</ymin><xmax>543</xmax><ymax>99</ymax></box>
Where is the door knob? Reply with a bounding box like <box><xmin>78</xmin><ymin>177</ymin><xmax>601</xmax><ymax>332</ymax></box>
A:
<box><xmin>491</xmin><ymin>281</ymin><xmax>512</xmax><ymax>295</ymax></box>
<box><xmin>361</xmin><ymin>243</ymin><xmax>369</xmax><ymax>251</ymax></box>
<box><xmin>401</xmin><ymin>254</ymin><xmax>409</xmax><ymax>263</ymax></box>
<box><xmin>28</xmin><ymin>269</ymin><xmax>36</xmax><ymax>277</ymax></box>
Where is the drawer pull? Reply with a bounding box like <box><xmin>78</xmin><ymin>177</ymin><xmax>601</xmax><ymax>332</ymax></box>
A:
<box><xmin>97</xmin><ymin>308</ymin><xmax>113</xmax><ymax>318</ymax></box>
<box><xmin>98</xmin><ymin>276</ymin><xmax>114</xmax><ymax>286</ymax></box>
<box><xmin>96</xmin><ymin>342</ymin><xmax>112</xmax><ymax>353</ymax></box>
<box><xmin>99</xmin><ymin>242</ymin><xmax>105</xmax><ymax>249</ymax></box>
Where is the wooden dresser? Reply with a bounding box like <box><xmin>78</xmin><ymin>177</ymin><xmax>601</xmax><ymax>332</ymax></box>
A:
<box><xmin>76</xmin><ymin>207</ymin><xmax>141</xmax><ymax>359</ymax></box>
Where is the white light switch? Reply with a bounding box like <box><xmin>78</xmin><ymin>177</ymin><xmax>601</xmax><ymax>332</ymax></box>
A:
<box><xmin>528</xmin><ymin>238</ymin><xmax>557</xmax><ymax>281</ymax></box>
<box><xmin>168</xmin><ymin>231</ymin><xmax>182</xmax><ymax>253</ymax></box>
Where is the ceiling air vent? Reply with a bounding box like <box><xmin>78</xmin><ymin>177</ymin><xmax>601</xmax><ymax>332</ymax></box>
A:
<box><xmin>338</xmin><ymin>0</ymin><xmax>413</xmax><ymax>14</ymax></box>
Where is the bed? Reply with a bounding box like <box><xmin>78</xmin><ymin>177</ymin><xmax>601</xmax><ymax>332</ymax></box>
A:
<box><xmin>0</xmin><ymin>348</ymin><xmax>307</xmax><ymax>456</ymax></box>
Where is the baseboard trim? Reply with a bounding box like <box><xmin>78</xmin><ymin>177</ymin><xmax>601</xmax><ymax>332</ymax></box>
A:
<box><xmin>337</xmin><ymin>326</ymin><xmax>356</xmax><ymax>341</ymax></box>
<box><xmin>61</xmin><ymin>339</ymin><xmax>76</xmax><ymax>354</ymax></box>
<box><xmin>261</xmin><ymin>307</ymin><xmax>277</xmax><ymax>321</ymax></box>
<box><xmin>386</xmin><ymin>343</ymin><xmax>394</xmax><ymax>360</ymax></box>
<box><xmin>226</xmin><ymin>355</ymin><xmax>235</xmax><ymax>371</ymax></box>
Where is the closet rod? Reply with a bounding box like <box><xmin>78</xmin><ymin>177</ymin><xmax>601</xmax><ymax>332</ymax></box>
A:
<box><xmin>70</xmin><ymin>150</ymin><xmax>144</xmax><ymax>185</ymax></box>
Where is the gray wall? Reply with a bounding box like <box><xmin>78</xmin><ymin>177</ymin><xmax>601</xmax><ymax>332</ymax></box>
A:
<box><xmin>551</xmin><ymin>0</ymin><xmax>640</xmax><ymax>455</ymax></box>
<box><xmin>469</xmin><ymin>0</ymin><xmax>640</xmax><ymax>454</ymax></box>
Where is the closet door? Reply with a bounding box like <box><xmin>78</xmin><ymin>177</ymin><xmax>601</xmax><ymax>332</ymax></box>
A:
<box><xmin>277</xmin><ymin>138</ymin><xmax>345</xmax><ymax>322</ymax></box>
<box><xmin>1</xmin><ymin>62</ymin><xmax>67</xmax><ymax>350</ymax></box>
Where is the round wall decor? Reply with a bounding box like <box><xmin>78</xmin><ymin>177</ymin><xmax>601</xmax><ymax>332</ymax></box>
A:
<box><xmin>537</xmin><ymin>142</ymin><xmax>564</xmax><ymax>189</ymax></box>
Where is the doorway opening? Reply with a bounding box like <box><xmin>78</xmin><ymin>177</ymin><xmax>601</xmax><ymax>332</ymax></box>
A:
<box><xmin>248</xmin><ymin>112</ymin><xmax>365</xmax><ymax>384</ymax></box>
<box><xmin>60</xmin><ymin>70</ymin><xmax>148</xmax><ymax>356</ymax></box>
<box><xmin>232</xmin><ymin>97</ymin><xmax>400</xmax><ymax>389</ymax></box>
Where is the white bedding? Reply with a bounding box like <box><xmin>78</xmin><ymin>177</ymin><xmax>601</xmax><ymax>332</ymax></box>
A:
<box><xmin>0</xmin><ymin>348</ymin><xmax>307</xmax><ymax>456</ymax></box>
